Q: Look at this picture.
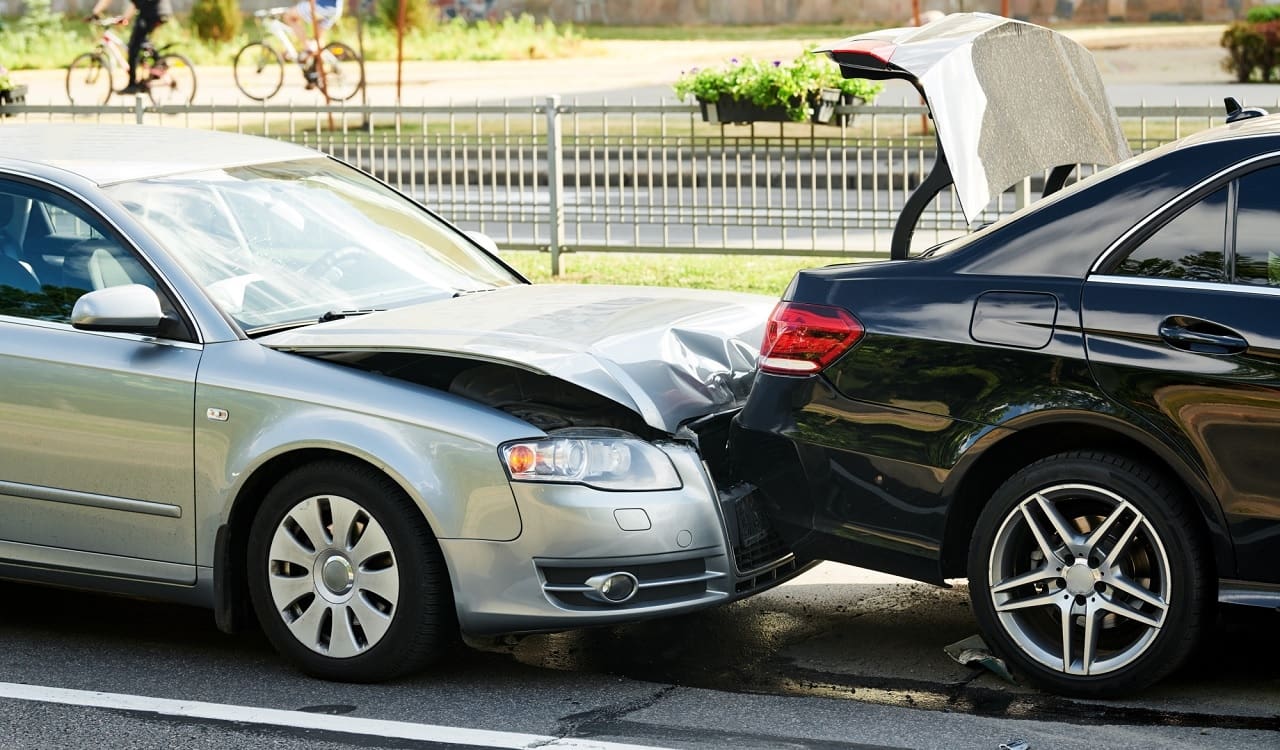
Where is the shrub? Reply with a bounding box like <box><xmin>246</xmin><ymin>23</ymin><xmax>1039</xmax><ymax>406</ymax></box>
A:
<box><xmin>1246</xmin><ymin>5</ymin><xmax>1280</xmax><ymax>23</ymax></box>
<box><xmin>190</xmin><ymin>0</ymin><xmax>243</xmax><ymax>43</ymax></box>
<box><xmin>673</xmin><ymin>51</ymin><xmax>882</xmax><ymax>122</ymax></box>
<box><xmin>377</xmin><ymin>0</ymin><xmax>435</xmax><ymax>31</ymax></box>
<box><xmin>1221</xmin><ymin>20</ymin><xmax>1280</xmax><ymax>82</ymax></box>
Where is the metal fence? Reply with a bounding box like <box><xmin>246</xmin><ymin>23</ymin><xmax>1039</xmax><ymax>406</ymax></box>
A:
<box><xmin>0</xmin><ymin>98</ymin><xmax>1233</xmax><ymax>272</ymax></box>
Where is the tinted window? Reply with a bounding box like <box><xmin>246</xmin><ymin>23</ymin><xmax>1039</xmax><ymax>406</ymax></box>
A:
<box><xmin>1116</xmin><ymin>187</ymin><xmax>1228</xmax><ymax>282</ymax></box>
<box><xmin>1234</xmin><ymin>168</ymin><xmax>1280</xmax><ymax>286</ymax></box>
<box><xmin>0</xmin><ymin>182</ymin><xmax>156</xmax><ymax>324</ymax></box>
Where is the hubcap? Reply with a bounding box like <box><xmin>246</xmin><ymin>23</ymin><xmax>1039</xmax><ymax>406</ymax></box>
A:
<box><xmin>320</xmin><ymin>554</ymin><xmax>355</xmax><ymax>597</ymax></box>
<box><xmin>266</xmin><ymin>494</ymin><xmax>399</xmax><ymax>658</ymax></box>
<box><xmin>987</xmin><ymin>484</ymin><xmax>1171</xmax><ymax>677</ymax></box>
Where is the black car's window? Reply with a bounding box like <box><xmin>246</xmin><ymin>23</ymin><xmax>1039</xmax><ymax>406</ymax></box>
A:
<box><xmin>0</xmin><ymin>181</ymin><xmax>157</xmax><ymax>324</ymax></box>
<box><xmin>1115</xmin><ymin>187</ymin><xmax>1228</xmax><ymax>282</ymax></box>
<box><xmin>1234</xmin><ymin>169</ymin><xmax>1280</xmax><ymax>286</ymax></box>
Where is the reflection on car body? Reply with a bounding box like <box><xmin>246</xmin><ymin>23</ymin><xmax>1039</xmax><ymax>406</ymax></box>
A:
<box><xmin>0</xmin><ymin>124</ymin><xmax>806</xmax><ymax>682</ymax></box>
<box><xmin>733</xmin><ymin>13</ymin><xmax>1280</xmax><ymax>697</ymax></box>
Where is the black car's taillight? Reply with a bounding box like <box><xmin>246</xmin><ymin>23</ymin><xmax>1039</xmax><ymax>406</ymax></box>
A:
<box><xmin>759</xmin><ymin>301</ymin><xmax>864</xmax><ymax>375</ymax></box>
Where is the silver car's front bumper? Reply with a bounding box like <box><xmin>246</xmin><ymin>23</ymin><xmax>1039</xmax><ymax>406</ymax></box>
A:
<box><xmin>440</xmin><ymin>442</ymin><xmax>805</xmax><ymax>636</ymax></box>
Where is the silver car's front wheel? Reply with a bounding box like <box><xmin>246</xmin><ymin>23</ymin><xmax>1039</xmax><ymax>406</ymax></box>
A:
<box><xmin>247</xmin><ymin>461</ymin><xmax>454</xmax><ymax>682</ymax></box>
<box><xmin>968</xmin><ymin>452</ymin><xmax>1208</xmax><ymax>697</ymax></box>
<box><xmin>266</xmin><ymin>494</ymin><xmax>399</xmax><ymax>658</ymax></box>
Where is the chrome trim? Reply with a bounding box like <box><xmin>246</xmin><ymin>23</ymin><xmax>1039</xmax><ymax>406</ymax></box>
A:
<box><xmin>1091</xmin><ymin>151</ymin><xmax>1280</xmax><ymax>275</ymax></box>
<box><xmin>1218</xmin><ymin>579</ymin><xmax>1280</xmax><ymax>609</ymax></box>
<box><xmin>1089</xmin><ymin>274</ymin><xmax>1280</xmax><ymax>297</ymax></box>
<box><xmin>0</xmin><ymin>539</ymin><xmax>196</xmax><ymax>584</ymax></box>
<box><xmin>0</xmin><ymin>479</ymin><xmax>182</xmax><ymax>518</ymax></box>
<box><xmin>543</xmin><ymin>569</ymin><xmax>726</xmax><ymax>594</ymax></box>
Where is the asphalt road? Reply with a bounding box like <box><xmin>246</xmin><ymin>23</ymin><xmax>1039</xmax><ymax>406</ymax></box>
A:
<box><xmin>0</xmin><ymin>563</ymin><xmax>1274</xmax><ymax>750</ymax></box>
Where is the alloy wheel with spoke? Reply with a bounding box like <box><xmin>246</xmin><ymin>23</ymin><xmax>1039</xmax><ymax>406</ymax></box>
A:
<box><xmin>989</xmin><ymin>484</ymin><xmax>1171</xmax><ymax>677</ymax></box>
<box><xmin>967</xmin><ymin>452</ymin><xmax>1207</xmax><ymax>697</ymax></box>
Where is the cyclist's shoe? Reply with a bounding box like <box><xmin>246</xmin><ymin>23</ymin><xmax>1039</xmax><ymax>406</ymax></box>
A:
<box><xmin>117</xmin><ymin>82</ymin><xmax>146</xmax><ymax>95</ymax></box>
<box><xmin>303</xmin><ymin>65</ymin><xmax>320</xmax><ymax>90</ymax></box>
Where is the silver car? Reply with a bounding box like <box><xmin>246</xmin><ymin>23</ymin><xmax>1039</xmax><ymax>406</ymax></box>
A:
<box><xmin>0</xmin><ymin>124</ymin><xmax>804</xmax><ymax>681</ymax></box>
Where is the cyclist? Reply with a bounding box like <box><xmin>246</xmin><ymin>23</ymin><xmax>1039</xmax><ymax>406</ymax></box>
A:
<box><xmin>87</xmin><ymin>0</ymin><xmax>172</xmax><ymax>95</ymax></box>
<box><xmin>283</xmin><ymin>0</ymin><xmax>344</xmax><ymax>87</ymax></box>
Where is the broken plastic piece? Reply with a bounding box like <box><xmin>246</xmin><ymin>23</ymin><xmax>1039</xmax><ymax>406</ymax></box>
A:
<box><xmin>944</xmin><ymin>634</ymin><xmax>1015</xmax><ymax>684</ymax></box>
<box><xmin>998</xmin><ymin>740</ymin><xmax>1030</xmax><ymax>750</ymax></box>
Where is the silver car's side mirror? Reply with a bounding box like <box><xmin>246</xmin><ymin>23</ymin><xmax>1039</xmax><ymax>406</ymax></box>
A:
<box><xmin>71</xmin><ymin>284</ymin><xmax>164</xmax><ymax>334</ymax></box>
<box><xmin>465</xmin><ymin>230</ymin><xmax>500</xmax><ymax>255</ymax></box>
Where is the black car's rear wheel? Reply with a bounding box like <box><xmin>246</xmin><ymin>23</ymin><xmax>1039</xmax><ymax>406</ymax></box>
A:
<box><xmin>247</xmin><ymin>460</ymin><xmax>454</xmax><ymax>682</ymax></box>
<box><xmin>967</xmin><ymin>452</ymin><xmax>1208</xmax><ymax>697</ymax></box>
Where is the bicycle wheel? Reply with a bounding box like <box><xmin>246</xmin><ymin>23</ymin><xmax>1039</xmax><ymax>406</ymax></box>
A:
<box><xmin>66</xmin><ymin>52</ymin><xmax>114</xmax><ymax>105</ymax></box>
<box><xmin>316</xmin><ymin>41</ymin><xmax>364</xmax><ymax>102</ymax></box>
<box><xmin>233</xmin><ymin>42</ymin><xmax>284</xmax><ymax>101</ymax></box>
<box><xmin>146</xmin><ymin>53</ymin><xmax>198</xmax><ymax>106</ymax></box>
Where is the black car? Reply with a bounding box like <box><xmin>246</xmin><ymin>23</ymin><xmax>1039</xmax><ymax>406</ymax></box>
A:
<box><xmin>732</xmin><ymin>14</ymin><xmax>1280</xmax><ymax>696</ymax></box>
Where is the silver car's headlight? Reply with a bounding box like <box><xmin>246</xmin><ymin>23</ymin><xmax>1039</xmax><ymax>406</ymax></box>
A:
<box><xmin>500</xmin><ymin>431</ymin><xmax>681</xmax><ymax>491</ymax></box>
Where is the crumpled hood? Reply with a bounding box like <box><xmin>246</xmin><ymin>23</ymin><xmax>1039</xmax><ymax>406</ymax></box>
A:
<box><xmin>261</xmin><ymin>284</ymin><xmax>775</xmax><ymax>435</ymax></box>
<box><xmin>822</xmin><ymin>12</ymin><xmax>1130</xmax><ymax>223</ymax></box>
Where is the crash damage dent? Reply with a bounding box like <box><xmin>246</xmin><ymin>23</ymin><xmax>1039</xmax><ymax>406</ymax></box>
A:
<box><xmin>259</xmin><ymin>284</ymin><xmax>774</xmax><ymax>437</ymax></box>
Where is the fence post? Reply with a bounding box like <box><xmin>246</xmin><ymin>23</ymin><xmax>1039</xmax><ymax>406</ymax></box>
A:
<box><xmin>134</xmin><ymin>94</ymin><xmax>145</xmax><ymax>125</ymax></box>
<box><xmin>545</xmin><ymin>95</ymin><xmax>564</xmax><ymax>277</ymax></box>
<box><xmin>1015</xmin><ymin>176</ymin><xmax>1031</xmax><ymax>210</ymax></box>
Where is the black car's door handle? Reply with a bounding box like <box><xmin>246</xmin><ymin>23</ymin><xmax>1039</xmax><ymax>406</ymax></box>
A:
<box><xmin>1158</xmin><ymin>317</ymin><xmax>1248</xmax><ymax>355</ymax></box>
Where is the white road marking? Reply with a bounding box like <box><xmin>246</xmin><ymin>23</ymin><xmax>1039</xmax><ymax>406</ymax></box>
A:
<box><xmin>0</xmin><ymin>681</ymin><xmax>674</xmax><ymax>750</ymax></box>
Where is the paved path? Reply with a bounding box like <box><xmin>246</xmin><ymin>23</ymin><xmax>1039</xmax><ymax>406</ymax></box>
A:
<box><xmin>14</xmin><ymin>24</ymin><xmax>1280</xmax><ymax>109</ymax></box>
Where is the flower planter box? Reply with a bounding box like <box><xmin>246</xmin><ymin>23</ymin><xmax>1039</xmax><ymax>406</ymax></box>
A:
<box><xmin>0</xmin><ymin>84</ymin><xmax>26</xmax><ymax>117</ymax></box>
<box><xmin>699</xmin><ymin>96</ymin><xmax>792</xmax><ymax>124</ymax></box>
<box><xmin>834</xmin><ymin>93</ymin><xmax>865</xmax><ymax>128</ymax></box>
<box><xmin>698</xmin><ymin>88</ymin><xmax>843</xmax><ymax>126</ymax></box>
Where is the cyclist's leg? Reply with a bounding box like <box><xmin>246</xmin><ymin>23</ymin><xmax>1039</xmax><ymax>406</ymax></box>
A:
<box><xmin>283</xmin><ymin>3</ymin><xmax>310</xmax><ymax>59</ymax></box>
<box><xmin>122</xmin><ymin>15</ymin><xmax>158</xmax><ymax>92</ymax></box>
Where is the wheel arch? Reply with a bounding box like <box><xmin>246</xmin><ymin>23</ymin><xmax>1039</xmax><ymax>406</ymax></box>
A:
<box><xmin>938</xmin><ymin>413</ymin><xmax>1233</xmax><ymax>581</ymax></box>
<box><xmin>213</xmin><ymin>447</ymin><xmax>455</xmax><ymax>634</ymax></box>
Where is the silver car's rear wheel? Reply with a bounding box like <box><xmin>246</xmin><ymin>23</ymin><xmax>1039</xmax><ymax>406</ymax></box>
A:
<box><xmin>968</xmin><ymin>452</ymin><xmax>1208</xmax><ymax>697</ymax></box>
<box><xmin>266</xmin><ymin>493</ymin><xmax>400</xmax><ymax>658</ymax></box>
<box><xmin>247</xmin><ymin>461</ymin><xmax>454</xmax><ymax>682</ymax></box>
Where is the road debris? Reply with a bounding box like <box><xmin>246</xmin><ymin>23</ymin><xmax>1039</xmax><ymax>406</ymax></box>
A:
<box><xmin>944</xmin><ymin>634</ymin><xmax>1015</xmax><ymax>684</ymax></box>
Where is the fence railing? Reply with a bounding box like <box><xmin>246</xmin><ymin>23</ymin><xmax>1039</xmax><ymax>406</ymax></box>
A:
<box><xmin>0</xmin><ymin>98</ymin><xmax>1234</xmax><ymax>272</ymax></box>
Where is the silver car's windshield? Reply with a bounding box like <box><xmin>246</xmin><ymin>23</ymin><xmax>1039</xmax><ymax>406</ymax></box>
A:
<box><xmin>104</xmin><ymin>157</ymin><xmax>522</xmax><ymax>332</ymax></box>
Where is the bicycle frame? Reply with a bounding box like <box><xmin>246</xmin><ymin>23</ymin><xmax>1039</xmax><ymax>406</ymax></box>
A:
<box><xmin>96</xmin><ymin>27</ymin><xmax>129</xmax><ymax>71</ymax></box>
<box><xmin>253</xmin><ymin>10</ymin><xmax>303</xmax><ymax>61</ymax></box>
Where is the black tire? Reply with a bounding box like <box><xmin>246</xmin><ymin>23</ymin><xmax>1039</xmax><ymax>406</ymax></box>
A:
<box><xmin>967</xmin><ymin>451</ymin><xmax>1209</xmax><ymax>697</ymax></box>
<box><xmin>146</xmin><ymin>52</ymin><xmax>197</xmax><ymax>106</ymax></box>
<box><xmin>246</xmin><ymin>460</ymin><xmax>455</xmax><ymax>682</ymax></box>
<box><xmin>316</xmin><ymin>41</ymin><xmax>364</xmax><ymax>102</ymax></box>
<box><xmin>66</xmin><ymin>52</ymin><xmax>114</xmax><ymax>105</ymax></box>
<box><xmin>233</xmin><ymin>42</ymin><xmax>284</xmax><ymax>101</ymax></box>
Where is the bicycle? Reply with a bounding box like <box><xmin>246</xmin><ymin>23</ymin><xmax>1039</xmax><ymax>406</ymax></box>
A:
<box><xmin>233</xmin><ymin>8</ymin><xmax>364</xmax><ymax>102</ymax></box>
<box><xmin>66</xmin><ymin>16</ymin><xmax>197</xmax><ymax>106</ymax></box>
